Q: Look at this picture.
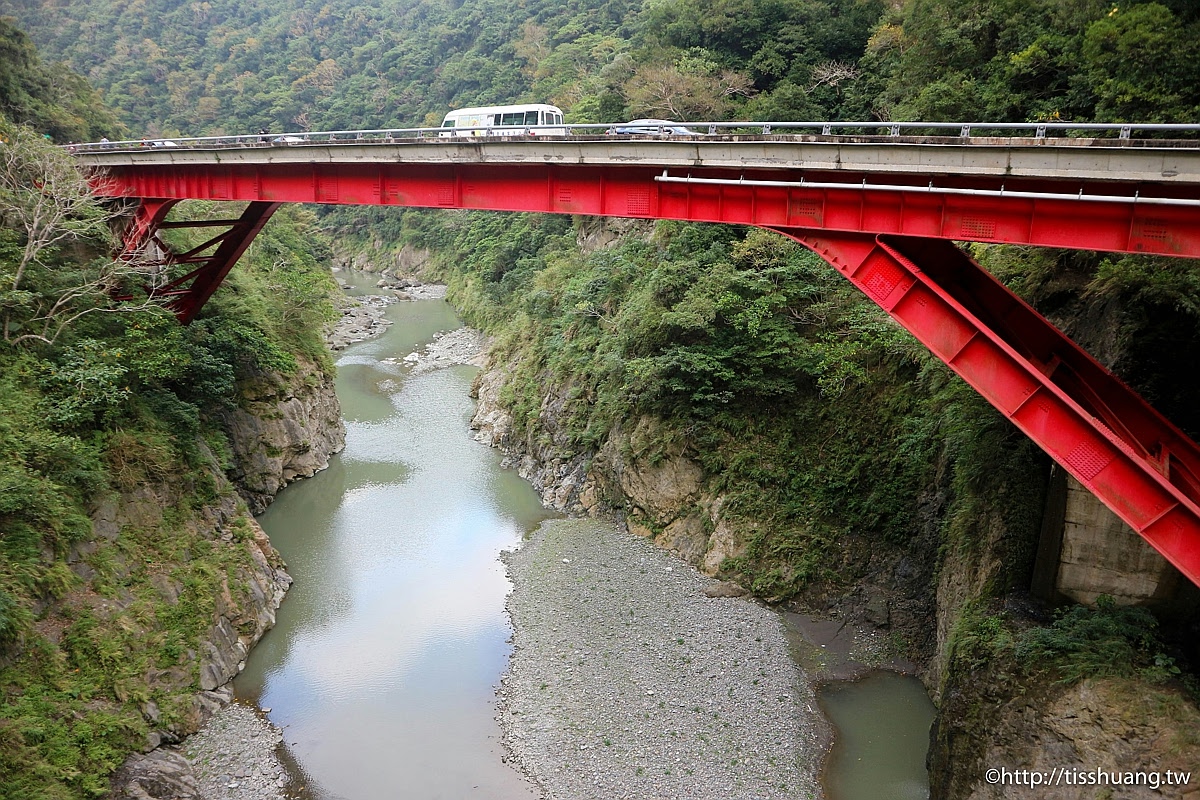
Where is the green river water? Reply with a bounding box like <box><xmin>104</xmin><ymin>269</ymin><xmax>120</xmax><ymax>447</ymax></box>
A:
<box><xmin>233</xmin><ymin>280</ymin><xmax>935</xmax><ymax>799</ymax></box>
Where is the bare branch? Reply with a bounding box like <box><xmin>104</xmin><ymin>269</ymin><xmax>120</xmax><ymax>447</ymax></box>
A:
<box><xmin>0</xmin><ymin>125</ymin><xmax>168</xmax><ymax>345</ymax></box>
<box><xmin>808</xmin><ymin>61</ymin><xmax>861</xmax><ymax>93</ymax></box>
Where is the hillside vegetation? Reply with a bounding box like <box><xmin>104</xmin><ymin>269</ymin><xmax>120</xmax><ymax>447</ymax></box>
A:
<box><xmin>0</xmin><ymin>21</ymin><xmax>340</xmax><ymax>797</ymax></box>
<box><xmin>1</xmin><ymin>0</ymin><xmax>1200</xmax><ymax>796</ymax></box>
<box><xmin>5</xmin><ymin>0</ymin><xmax>1200</xmax><ymax>137</ymax></box>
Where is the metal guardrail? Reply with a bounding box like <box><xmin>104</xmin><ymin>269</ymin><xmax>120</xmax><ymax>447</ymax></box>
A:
<box><xmin>65</xmin><ymin>121</ymin><xmax>1200</xmax><ymax>154</ymax></box>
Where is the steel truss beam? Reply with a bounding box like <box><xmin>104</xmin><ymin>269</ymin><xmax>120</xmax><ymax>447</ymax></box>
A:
<box><xmin>773</xmin><ymin>229</ymin><xmax>1200</xmax><ymax>587</ymax></box>
<box><xmin>118</xmin><ymin>200</ymin><xmax>281</xmax><ymax>322</ymax></box>
<box><xmin>101</xmin><ymin>162</ymin><xmax>1200</xmax><ymax>258</ymax></box>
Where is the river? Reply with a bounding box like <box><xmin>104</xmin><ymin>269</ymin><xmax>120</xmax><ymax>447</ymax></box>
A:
<box><xmin>235</xmin><ymin>287</ymin><xmax>550</xmax><ymax>798</ymax></box>
<box><xmin>234</xmin><ymin>280</ymin><xmax>935</xmax><ymax>800</ymax></box>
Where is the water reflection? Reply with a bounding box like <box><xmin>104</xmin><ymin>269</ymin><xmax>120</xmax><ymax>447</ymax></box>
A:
<box><xmin>235</xmin><ymin>294</ymin><xmax>551</xmax><ymax>799</ymax></box>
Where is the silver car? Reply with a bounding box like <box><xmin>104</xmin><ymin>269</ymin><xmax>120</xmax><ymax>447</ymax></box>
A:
<box><xmin>606</xmin><ymin>119</ymin><xmax>700</xmax><ymax>136</ymax></box>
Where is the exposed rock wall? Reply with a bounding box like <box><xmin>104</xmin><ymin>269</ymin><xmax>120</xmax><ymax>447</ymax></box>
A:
<box><xmin>470</xmin><ymin>358</ymin><xmax>939</xmax><ymax>634</ymax></box>
<box><xmin>333</xmin><ymin>241</ymin><xmax>433</xmax><ymax>278</ymax></box>
<box><xmin>471</xmin><ymin>361</ymin><xmax>737</xmax><ymax>571</ymax></box>
<box><xmin>932</xmin><ymin>668</ymin><xmax>1200</xmax><ymax>799</ymax></box>
<box><xmin>93</xmin><ymin>457</ymin><xmax>291</xmax><ymax>754</ymax></box>
<box><xmin>470</xmin><ymin>351</ymin><xmax>1198</xmax><ymax>800</ymax></box>
<box><xmin>218</xmin><ymin>356</ymin><xmax>346</xmax><ymax>513</ymax></box>
<box><xmin>110</xmin><ymin>358</ymin><xmax>343</xmax><ymax>798</ymax></box>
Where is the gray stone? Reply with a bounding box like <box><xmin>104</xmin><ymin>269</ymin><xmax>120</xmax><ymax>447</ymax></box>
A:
<box><xmin>109</xmin><ymin>749</ymin><xmax>202</xmax><ymax>800</ymax></box>
<box><xmin>702</xmin><ymin>580</ymin><xmax>748</xmax><ymax>598</ymax></box>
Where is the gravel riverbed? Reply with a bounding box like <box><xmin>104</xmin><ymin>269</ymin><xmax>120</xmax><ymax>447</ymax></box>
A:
<box><xmin>184</xmin><ymin>703</ymin><xmax>290</xmax><ymax>800</ymax></box>
<box><xmin>501</xmin><ymin>518</ymin><xmax>827</xmax><ymax>800</ymax></box>
<box><xmin>385</xmin><ymin>325</ymin><xmax>488</xmax><ymax>374</ymax></box>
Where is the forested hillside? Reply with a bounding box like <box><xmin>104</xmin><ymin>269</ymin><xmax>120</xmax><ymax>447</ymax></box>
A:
<box><xmin>0</xmin><ymin>19</ymin><xmax>343</xmax><ymax>798</ymax></box>
<box><xmin>6</xmin><ymin>0</ymin><xmax>1200</xmax><ymax>138</ymax></box>
<box><xmin>0</xmin><ymin>18</ymin><xmax>121</xmax><ymax>141</ymax></box>
<box><xmin>3</xmin><ymin>0</ymin><xmax>1200</xmax><ymax>797</ymax></box>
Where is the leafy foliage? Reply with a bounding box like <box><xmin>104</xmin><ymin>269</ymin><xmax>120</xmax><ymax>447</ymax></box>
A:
<box><xmin>0</xmin><ymin>122</ymin><xmax>143</xmax><ymax>345</ymax></box>
<box><xmin>863</xmin><ymin>0</ymin><xmax>1200</xmax><ymax>123</ymax></box>
<box><xmin>1016</xmin><ymin>596</ymin><xmax>1184</xmax><ymax>685</ymax></box>
<box><xmin>0</xmin><ymin>18</ymin><xmax>123</xmax><ymax>142</ymax></box>
<box><xmin>433</xmin><ymin>215</ymin><xmax>1050</xmax><ymax>597</ymax></box>
<box><xmin>0</xmin><ymin>74</ymin><xmax>337</xmax><ymax>800</ymax></box>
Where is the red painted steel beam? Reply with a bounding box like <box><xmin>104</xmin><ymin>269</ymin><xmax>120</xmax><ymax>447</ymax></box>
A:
<box><xmin>166</xmin><ymin>201</ymin><xmax>281</xmax><ymax>323</ymax></box>
<box><xmin>118</xmin><ymin>200</ymin><xmax>280</xmax><ymax>322</ymax></box>
<box><xmin>119</xmin><ymin>198</ymin><xmax>179</xmax><ymax>256</ymax></box>
<box><xmin>95</xmin><ymin>162</ymin><xmax>1200</xmax><ymax>258</ymax></box>
<box><xmin>773</xmin><ymin>228</ymin><xmax>1200</xmax><ymax>587</ymax></box>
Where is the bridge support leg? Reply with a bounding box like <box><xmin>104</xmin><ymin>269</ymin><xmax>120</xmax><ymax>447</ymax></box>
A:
<box><xmin>119</xmin><ymin>200</ymin><xmax>282</xmax><ymax>323</ymax></box>
<box><xmin>771</xmin><ymin>227</ymin><xmax>1200</xmax><ymax>588</ymax></box>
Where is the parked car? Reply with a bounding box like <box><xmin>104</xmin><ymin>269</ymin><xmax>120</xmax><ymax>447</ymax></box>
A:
<box><xmin>606</xmin><ymin>119</ymin><xmax>700</xmax><ymax>136</ymax></box>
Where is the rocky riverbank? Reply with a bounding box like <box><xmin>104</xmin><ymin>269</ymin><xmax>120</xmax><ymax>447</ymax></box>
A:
<box><xmin>327</xmin><ymin>293</ymin><xmax>396</xmax><ymax>351</ymax></box>
<box><xmin>183</xmin><ymin>703</ymin><xmax>291</xmax><ymax>800</ymax></box>
<box><xmin>137</xmin><ymin>291</ymin><xmax>485</xmax><ymax>800</ymax></box>
<box><xmin>326</xmin><ymin>282</ymin><xmax>452</xmax><ymax>351</ymax></box>
<box><xmin>385</xmin><ymin>325</ymin><xmax>488</xmax><ymax>374</ymax></box>
<box><xmin>501</xmin><ymin>518</ymin><xmax>826</xmax><ymax>800</ymax></box>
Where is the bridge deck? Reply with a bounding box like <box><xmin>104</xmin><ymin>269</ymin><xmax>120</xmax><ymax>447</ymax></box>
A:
<box><xmin>76</xmin><ymin>135</ymin><xmax>1200</xmax><ymax>187</ymax></box>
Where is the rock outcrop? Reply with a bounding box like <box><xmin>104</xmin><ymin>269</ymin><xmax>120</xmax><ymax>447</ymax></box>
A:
<box><xmin>110</xmin><ymin>750</ymin><xmax>203</xmax><ymax>800</ymax></box>
<box><xmin>469</xmin><ymin>346</ymin><xmax>1199</xmax><ymax>800</ymax></box>
<box><xmin>933</xmin><ymin>672</ymin><xmax>1200</xmax><ymax>800</ymax></box>
<box><xmin>109</xmin><ymin>356</ymin><xmax>342</xmax><ymax>798</ymax></box>
<box><xmin>218</xmin><ymin>356</ymin><xmax>345</xmax><ymax>513</ymax></box>
<box><xmin>333</xmin><ymin>241</ymin><xmax>433</xmax><ymax>278</ymax></box>
<box><xmin>471</xmin><ymin>361</ymin><xmax>737</xmax><ymax>572</ymax></box>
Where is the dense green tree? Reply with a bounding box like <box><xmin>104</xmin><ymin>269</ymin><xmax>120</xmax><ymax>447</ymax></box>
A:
<box><xmin>0</xmin><ymin>17</ymin><xmax>123</xmax><ymax>141</ymax></box>
<box><xmin>871</xmin><ymin>0</ymin><xmax>1200</xmax><ymax>123</ymax></box>
<box><xmin>1082</xmin><ymin>3</ymin><xmax>1200</xmax><ymax>122</ymax></box>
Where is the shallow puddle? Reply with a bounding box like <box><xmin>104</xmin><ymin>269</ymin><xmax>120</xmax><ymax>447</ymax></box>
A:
<box><xmin>818</xmin><ymin>671</ymin><xmax>936</xmax><ymax>800</ymax></box>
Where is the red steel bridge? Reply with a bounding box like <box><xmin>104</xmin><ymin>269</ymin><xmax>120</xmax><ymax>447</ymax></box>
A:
<box><xmin>73</xmin><ymin>122</ymin><xmax>1200</xmax><ymax>589</ymax></box>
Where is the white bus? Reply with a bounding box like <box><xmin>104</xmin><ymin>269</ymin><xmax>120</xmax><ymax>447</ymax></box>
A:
<box><xmin>439</xmin><ymin>103</ymin><xmax>566</xmax><ymax>137</ymax></box>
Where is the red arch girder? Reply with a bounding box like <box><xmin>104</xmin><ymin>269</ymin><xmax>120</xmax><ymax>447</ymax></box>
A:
<box><xmin>775</xmin><ymin>228</ymin><xmax>1200</xmax><ymax>587</ymax></box>
<box><xmin>118</xmin><ymin>200</ymin><xmax>281</xmax><ymax>323</ymax></box>
<box><xmin>98</xmin><ymin>161</ymin><xmax>1200</xmax><ymax>257</ymax></box>
<box><xmin>118</xmin><ymin>197</ymin><xmax>178</xmax><ymax>256</ymax></box>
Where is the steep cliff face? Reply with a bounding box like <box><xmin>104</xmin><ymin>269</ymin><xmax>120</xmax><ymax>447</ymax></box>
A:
<box><xmin>218</xmin><ymin>357</ymin><xmax>346</xmax><ymax>514</ymax></box>
<box><xmin>333</xmin><ymin>241</ymin><xmax>433</xmax><ymax>280</ymax></box>
<box><xmin>107</xmin><ymin>359</ymin><xmax>343</xmax><ymax>798</ymax></box>
<box><xmin>471</xmin><ymin>361</ymin><xmax>726</xmax><ymax>567</ymax></box>
<box><xmin>471</xmin><ymin>356</ymin><xmax>941</xmax><ymax>640</ymax></box>
<box><xmin>85</xmin><ymin>471</ymin><xmax>291</xmax><ymax>740</ymax></box>
<box><xmin>470</xmin><ymin>348</ymin><xmax>1199</xmax><ymax>799</ymax></box>
<box><xmin>933</xmin><ymin>672</ymin><xmax>1200</xmax><ymax>800</ymax></box>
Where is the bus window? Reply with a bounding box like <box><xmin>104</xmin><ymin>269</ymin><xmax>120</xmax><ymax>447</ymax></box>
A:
<box><xmin>442</xmin><ymin>119</ymin><xmax>455</xmax><ymax>128</ymax></box>
<box><xmin>525</xmin><ymin>111</ymin><xmax>539</xmax><ymax>125</ymax></box>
